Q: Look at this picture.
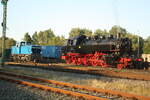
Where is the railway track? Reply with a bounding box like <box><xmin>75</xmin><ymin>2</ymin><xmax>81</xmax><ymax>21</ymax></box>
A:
<box><xmin>6</xmin><ymin>62</ymin><xmax>150</xmax><ymax>81</ymax></box>
<box><xmin>0</xmin><ymin>70</ymin><xmax>150</xmax><ymax>100</ymax></box>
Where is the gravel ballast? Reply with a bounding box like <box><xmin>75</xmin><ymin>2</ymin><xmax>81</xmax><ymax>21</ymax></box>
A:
<box><xmin>0</xmin><ymin>80</ymin><xmax>80</xmax><ymax>100</ymax></box>
<box><xmin>1</xmin><ymin>65</ymin><xmax>150</xmax><ymax>97</ymax></box>
<box><xmin>0</xmin><ymin>80</ymin><xmax>40</xmax><ymax>100</ymax></box>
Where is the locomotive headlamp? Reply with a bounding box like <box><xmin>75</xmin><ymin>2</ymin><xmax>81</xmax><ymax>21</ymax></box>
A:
<box><xmin>116</xmin><ymin>44</ymin><xmax>120</xmax><ymax>49</ymax></box>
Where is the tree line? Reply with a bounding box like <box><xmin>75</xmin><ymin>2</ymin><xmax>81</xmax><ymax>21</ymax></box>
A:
<box><xmin>0</xmin><ymin>25</ymin><xmax>150</xmax><ymax>55</ymax></box>
<box><xmin>0</xmin><ymin>37</ymin><xmax>16</xmax><ymax>57</ymax></box>
<box><xmin>23</xmin><ymin>29</ymin><xmax>65</xmax><ymax>46</ymax></box>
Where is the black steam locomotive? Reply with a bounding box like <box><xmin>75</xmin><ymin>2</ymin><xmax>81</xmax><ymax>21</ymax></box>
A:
<box><xmin>61</xmin><ymin>35</ymin><xmax>142</xmax><ymax>69</ymax></box>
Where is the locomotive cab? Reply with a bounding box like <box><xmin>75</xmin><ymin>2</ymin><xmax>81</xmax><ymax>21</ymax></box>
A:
<box><xmin>16</xmin><ymin>41</ymin><xmax>31</xmax><ymax>47</ymax></box>
<box><xmin>67</xmin><ymin>35</ymin><xmax>86</xmax><ymax>46</ymax></box>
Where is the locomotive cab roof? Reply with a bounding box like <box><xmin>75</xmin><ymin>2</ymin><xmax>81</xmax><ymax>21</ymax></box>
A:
<box><xmin>67</xmin><ymin>35</ymin><xmax>87</xmax><ymax>46</ymax></box>
<box><xmin>16</xmin><ymin>41</ymin><xmax>32</xmax><ymax>47</ymax></box>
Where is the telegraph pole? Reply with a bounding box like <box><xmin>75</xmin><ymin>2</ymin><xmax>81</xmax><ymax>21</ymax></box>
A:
<box><xmin>137</xmin><ymin>30</ymin><xmax>140</xmax><ymax>58</ymax></box>
<box><xmin>137</xmin><ymin>34</ymin><xmax>140</xmax><ymax>58</ymax></box>
<box><xmin>1</xmin><ymin>0</ymin><xmax>8</xmax><ymax>67</ymax></box>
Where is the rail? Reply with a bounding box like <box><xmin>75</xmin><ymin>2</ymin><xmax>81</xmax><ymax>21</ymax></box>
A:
<box><xmin>0</xmin><ymin>71</ymin><xmax>150</xmax><ymax>100</ymax></box>
<box><xmin>5</xmin><ymin>62</ymin><xmax>150</xmax><ymax>81</ymax></box>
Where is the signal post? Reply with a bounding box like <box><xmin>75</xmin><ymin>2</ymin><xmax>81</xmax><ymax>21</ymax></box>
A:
<box><xmin>0</xmin><ymin>0</ymin><xmax>8</xmax><ymax>67</ymax></box>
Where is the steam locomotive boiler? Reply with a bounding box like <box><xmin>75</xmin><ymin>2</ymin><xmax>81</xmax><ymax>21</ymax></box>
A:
<box><xmin>61</xmin><ymin>35</ymin><xmax>137</xmax><ymax>69</ymax></box>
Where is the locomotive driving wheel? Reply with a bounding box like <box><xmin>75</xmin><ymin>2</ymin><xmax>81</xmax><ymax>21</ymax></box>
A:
<box><xmin>74</xmin><ymin>58</ymin><xmax>81</xmax><ymax>65</ymax></box>
<box><xmin>99</xmin><ymin>56</ymin><xmax>108</xmax><ymax>67</ymax></box>
<box><xmin>25</xmin><ymin>55</ymin><xmax>31</xmax><ymax>62</ymax></box>
<box><xmin>117</xmin><ymin>64</ymin><xmax>124</xmax><ymax>70</ymax></box>
<box><xmin>82</xmin><ymin>54</ymin><xmax>92</xmax><ymax>66</ymax></box>
<box><xmin>66</xmin><ymin>56</ymin><xmax>72</xmax><ymax>64</ymax></box>
<box><xmin>82</xmin><ymin>58</ymin><xmax>88</xmax><ymax>66</ymax></box>
<box><xmin>117</xmin><ymin>57</ymin><xmax>132</xmax><ymax>69</ymax></box>
<box><xmin>98</xmin><ymin>59</ymin><xmax>105</xmax><ymax>67</ymax></box>
<box><xmin>91</xmin><ymin>60</ymin><xmax>98</xmax><ymax>66</ymax></box>
<box><xmin>91</xmin><ymin>57</ymin><xmax>99</xmax><ymax>67</ymax></box>
<box><xmin>66</xmin><ymin>59</ymin><xmax>71</xmax><ymax>64</ymax></box>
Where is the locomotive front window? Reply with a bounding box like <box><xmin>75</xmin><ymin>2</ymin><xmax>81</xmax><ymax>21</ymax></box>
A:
<box><xmin>26</xmin><ymin>42</ymin><xmax>31</xmax><ymax>45</ymax></box>
<box><xmin>21</xmin><ymin>42</ymin><xmax>26</xmax><ymax>46</ymax></box>
<box><xmin>67</xmin><ymin>39</ymin><xmax>73</xmax><ymax>46</ymax></box>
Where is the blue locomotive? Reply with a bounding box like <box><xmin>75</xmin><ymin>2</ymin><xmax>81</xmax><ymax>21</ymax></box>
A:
<box><xmin>11</xmin><ymin>41</ymin><xmax>62</xmax><ymax>62</ymax></box>
<box><xmin>11</xmin><ymin>42</ymin><xmax>42</xmax><ymax>62</ymax></box>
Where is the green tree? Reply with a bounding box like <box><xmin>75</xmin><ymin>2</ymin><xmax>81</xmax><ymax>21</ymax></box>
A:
<box><xmin>109</xmin><ymin>25</ymin><xmax>127</xmax><ymax>36</ymax></box>
<box><xmin>32</xmin><ymin>31</ymin><xmax>39</xmax><ymax>45</ymax></box>
<box><xmin>47</xmin><ymin>35</ymin><xmax>65</xmax><ymax>46</ymax></box>
<box><xmin>37</xmin><ymin>29</ymin><xmax>55</xmax><ymax>45</ymax></box>
<box><xmin>94</xmin><ymin>29</ymin><xmax>108</xmax><ymax>35</ymax></box>
<box><xmin>0</xmin><ymin>37</ymin><xmax>16</xmax><ymax>56</ymax></box>
<box><xmin>143</xmin><ymin>36</ymin><xmax>150</xmax><ymax>54</ymax></box>
<box><xmin>69</xmin><ymin>28</ymin><xmax>92</xmax><ymax>37</ymax></box>
<box><xmin>52</xmin><ymin>36</ymin><xmax>65</xmax><ymax>46</ymax></box>
<box><xmin>31</xmin><ymin>28</ymin><xmax>65</xmax><ymax>46</ymax></box>
<box><xmin>6</xmin><ymin>38</ymin><xmax>16</xmax><ymax>48</ymax></box>
<box><xmin>23</xmin><ymin>32</ymin><xmax>33</xmax><ymax>42</ymax></box>
<box><xmin>125</xmin><ymin>33</ymin><xmax>144</xmax><ymax>56</ymax></box>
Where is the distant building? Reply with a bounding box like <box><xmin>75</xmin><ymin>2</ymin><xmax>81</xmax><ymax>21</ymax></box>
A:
<box><xmin>142</xmin><ymin>54</ymin><xmax>150</xmax><ymax>62</ymax></box>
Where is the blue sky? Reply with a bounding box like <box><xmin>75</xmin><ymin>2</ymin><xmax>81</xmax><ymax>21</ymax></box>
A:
<box><xmin>0</xmin><ymin>0</ymin><xmax>150</xmax><ymax>41</ymax></box>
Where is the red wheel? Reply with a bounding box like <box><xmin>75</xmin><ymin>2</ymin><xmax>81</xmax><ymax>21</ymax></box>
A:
<box><xmin>72</xmin><ymin>57</ymin><xmax>77</xmax><ymax>65</ymax></box>
<box><xmin>66</xmin><ymin>58</ymin><xmax>71</xmax><ymax>64</ymax></box>
<box><xmin>83</xmin><ymin>60</ymin><xmax>88</xmax><ymax>66</ymax></box>
<box><xmin>91</xmin><ymin>60</ymin><xmax>98</xmax><ymax>67</ymax></box>
<box><xmin>82</xmin><ymin>57</ymin><xmax>88</xmax><ymax>66</ymax></box>
<box><xmin>117</xmin><ymin>64</ymin><xmax>124</xmax><ymax>70</ymax></box>
<box><xmin>76</xmin><ymin>60</ymin><xmax>81</xmax><ymax>65</ymax></box>
<box><xmin>101</xmin><ymin>61</ymin><xmax>107</xmax><ymax>67</ymax></box>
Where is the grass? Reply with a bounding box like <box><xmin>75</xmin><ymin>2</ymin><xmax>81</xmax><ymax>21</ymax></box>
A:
<box><xmin>85</xmin><ymin>79</ymin><xmax>150</xmax><ymax>97</ymax></box>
